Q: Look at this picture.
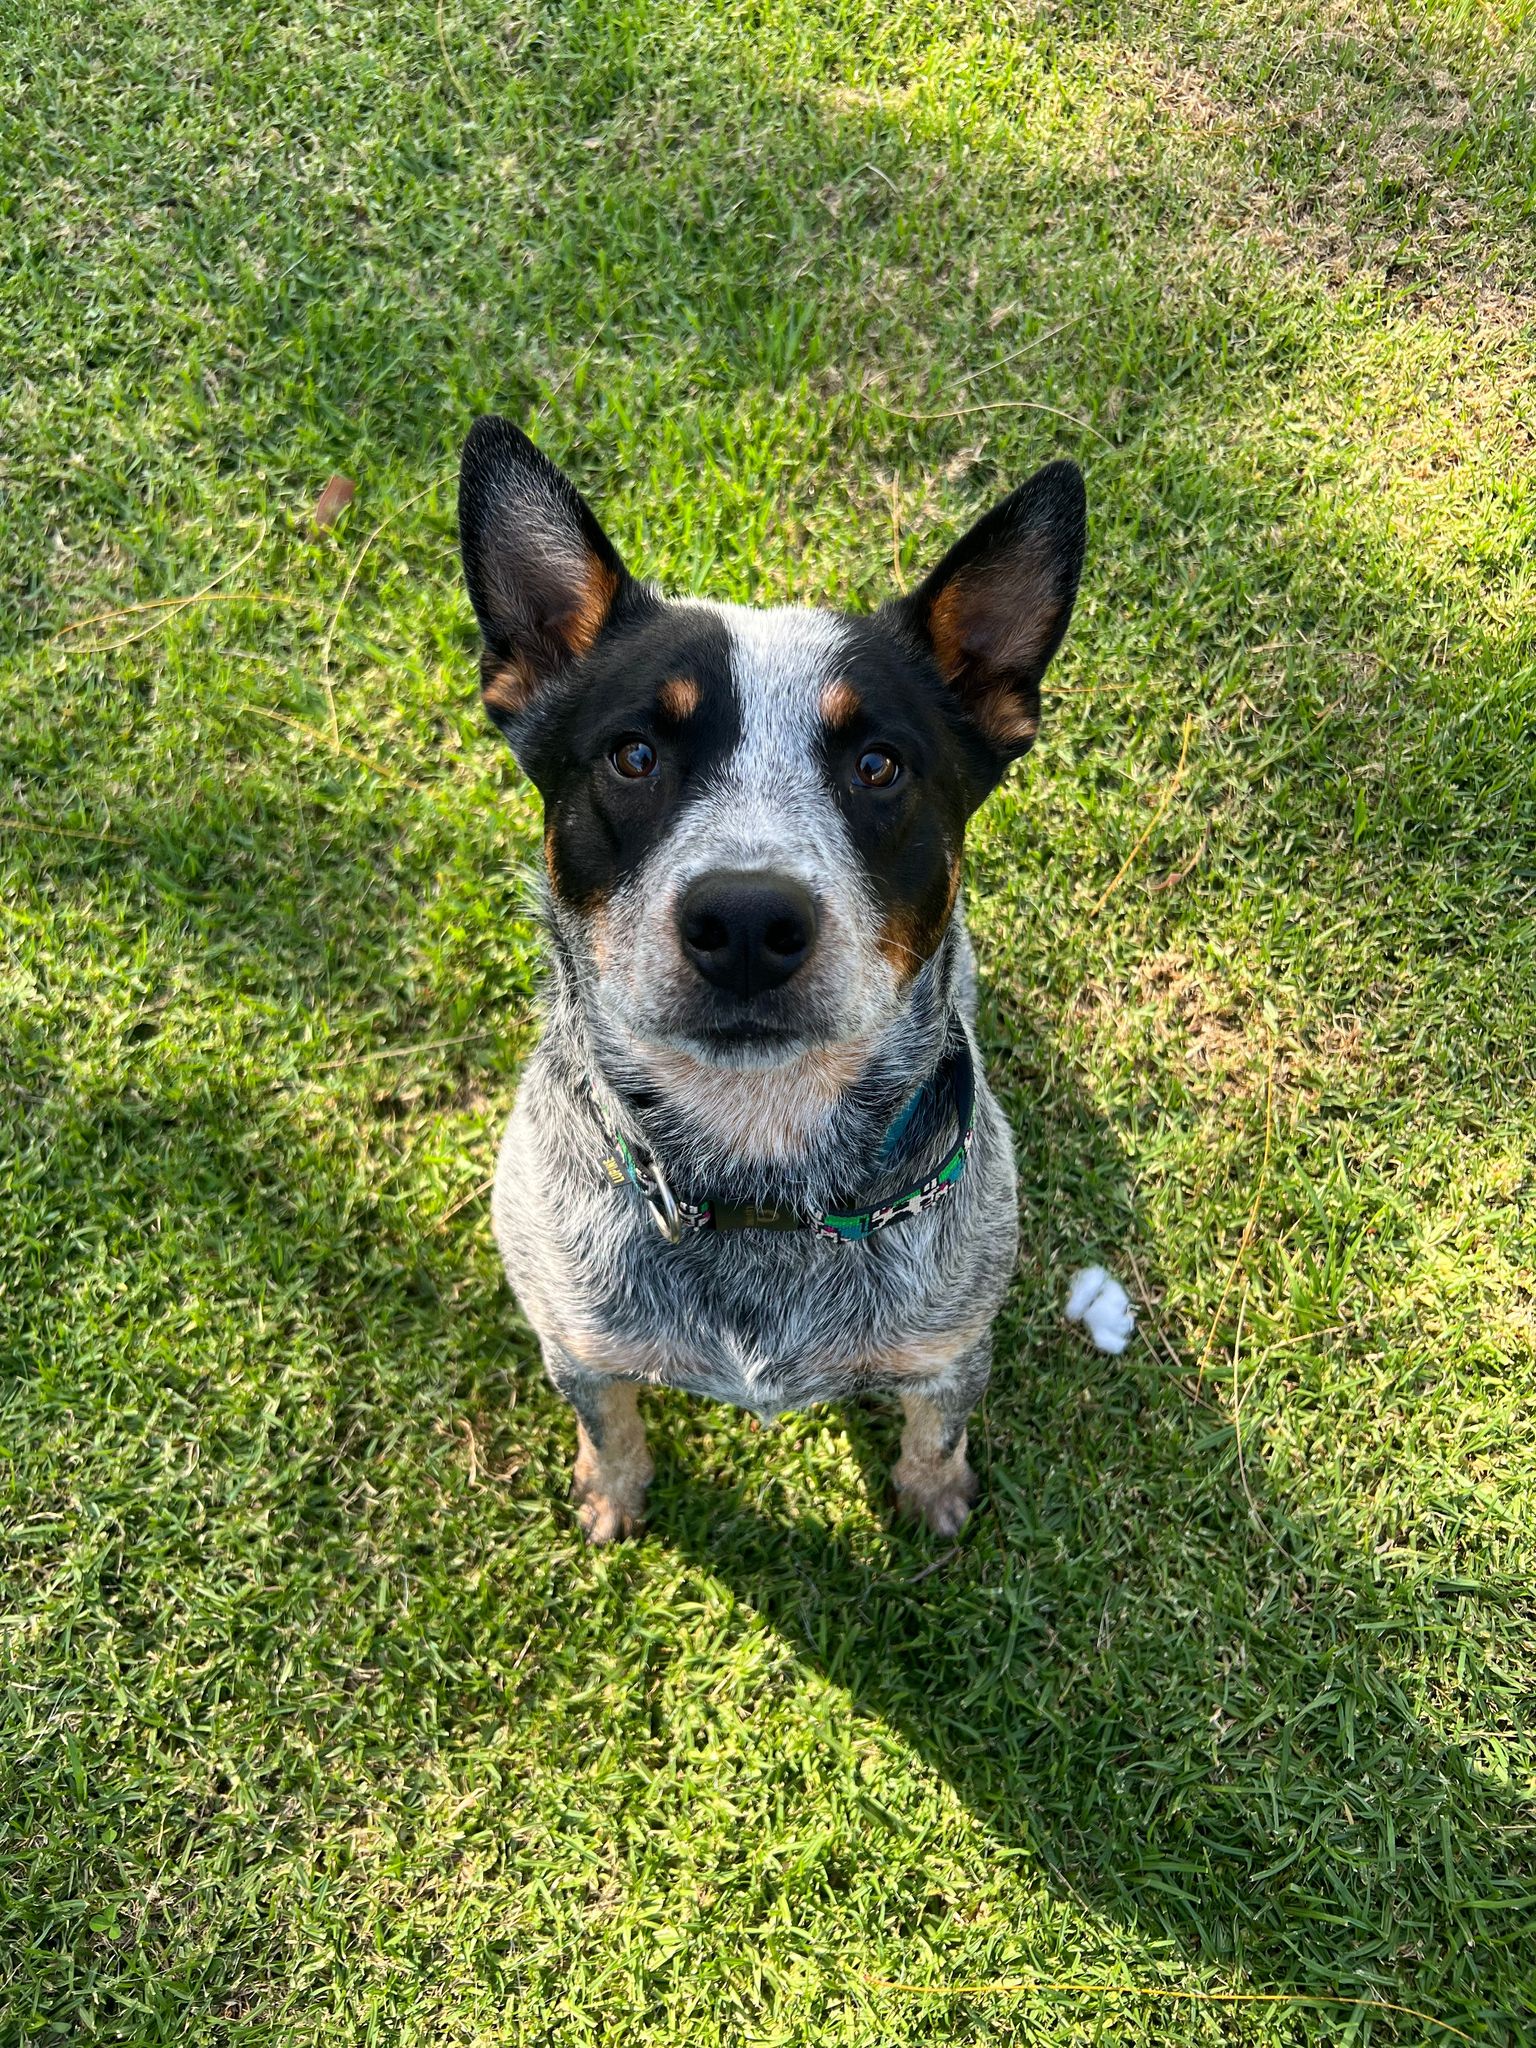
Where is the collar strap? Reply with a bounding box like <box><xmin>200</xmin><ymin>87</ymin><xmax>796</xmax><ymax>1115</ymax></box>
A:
<box><xmin>591</xmin><ymin>1028</ymin><xmax>976</xmax><ymax>1245</ymax></box>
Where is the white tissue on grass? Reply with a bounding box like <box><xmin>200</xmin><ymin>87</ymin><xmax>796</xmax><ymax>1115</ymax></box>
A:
<box><xmin>1064</xmin><ymin>1265</ymin><xmax>1136</xmax><ymax>1354</ymax></box>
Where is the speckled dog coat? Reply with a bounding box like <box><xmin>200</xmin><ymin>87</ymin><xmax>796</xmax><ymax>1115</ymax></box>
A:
<box><xmin>459</xmin><ymin>418</ymin><xmax>1086</xmax><ymax>1540</ymax></box>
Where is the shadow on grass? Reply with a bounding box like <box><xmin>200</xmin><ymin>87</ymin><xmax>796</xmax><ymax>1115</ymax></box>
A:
<box><xmin>11</xmin><ymin>978</ymin><xmax>1530</xmax><ymax>2041</ymax></box>
<box><xmin>650</xmin><ymin>1019</ymin><xmax>1534</xmax><ymax>2043</ymax></box>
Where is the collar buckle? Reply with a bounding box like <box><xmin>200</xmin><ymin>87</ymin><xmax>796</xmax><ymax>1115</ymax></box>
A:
<box><xmin>710</xmin><ymin>1198</ymin><xmax>801</xmax><ymax>1233</ymax></box>
<box><xmin>641</xmin><ymin>1158</ymin><xmax>683</xmax><ymax>1243</ymax></box>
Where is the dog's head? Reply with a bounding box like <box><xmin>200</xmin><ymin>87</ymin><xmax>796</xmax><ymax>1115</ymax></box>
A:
<box><xmin>460</xmin><ymin>418</ymin><xmax>1084</xmax><ymax>1074</ymax></box>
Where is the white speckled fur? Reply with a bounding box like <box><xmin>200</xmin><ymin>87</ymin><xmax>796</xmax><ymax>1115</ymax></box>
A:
<box><xmin>459</xmin><ymin>419</ymin><xmax>1092</xmax><ymax>1540</ymax></box>
<box><xmin>490</xmin><ymin>602</ymin><xmax>1019</xmax><ymax>1529</ymax></box>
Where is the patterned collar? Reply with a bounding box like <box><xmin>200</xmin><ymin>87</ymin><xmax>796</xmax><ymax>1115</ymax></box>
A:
<box><xmin>589</xmin><ymin>1025</ymin><xmax>976</xmax><ymax>1244</ymax></box>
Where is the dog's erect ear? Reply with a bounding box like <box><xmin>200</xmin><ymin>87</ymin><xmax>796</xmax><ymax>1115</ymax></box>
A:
<box><xmin>459</xmin><ymin>416</ymin><xmax>629</xmax><ymax>730</ymax></box>
<box><xmin>893</xmin><ymin>459</ymin><xmax>1086</xmax><ymax>760</ymax></box>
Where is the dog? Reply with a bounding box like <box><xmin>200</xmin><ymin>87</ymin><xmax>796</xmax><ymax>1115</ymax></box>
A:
<box><xmin>458</xmin><ymin>417</ymin><xmax>1086</xmax><ymax>1541</ymax></box>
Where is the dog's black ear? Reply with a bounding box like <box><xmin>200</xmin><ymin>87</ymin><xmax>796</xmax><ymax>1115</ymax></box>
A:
<box><xmin>459</xmin><ymin>416</ymin><xmax>630</xmax><ymax>732</ymax></box>
<box><xmin>892</xmin><ymin>459</ymin><xmax>1086</xmax><ymax>760</ymax></box>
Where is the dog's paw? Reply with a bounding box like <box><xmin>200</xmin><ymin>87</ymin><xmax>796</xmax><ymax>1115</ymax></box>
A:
<box><xmin>571</xmin><ymin>1457</ymin><xmax>648</xmax><ymax>1544</ymax></box>
<box><xmin>572</xmin><ymin>1480</ymin><xmax>645</xmax><ymax>1545</ymax></box>
<box><xmin>570</xmin><ymin>1416</ymin><xmax>652</xmax><ymax>1545</ymax></box>
<box><xmin>1064</xmin><ymin>1265</ymin><xmax>1136</xmax><ymax>1355</ymax></box>
<box><xmin>894</xmin><ymin>1458</ymin><xmax>978</xmax><ymax>1538</ymax></box>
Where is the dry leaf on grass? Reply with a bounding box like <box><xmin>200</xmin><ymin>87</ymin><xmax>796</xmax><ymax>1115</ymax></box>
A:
<box><xmin>312</xmin><ymin>473</ymin><xmax>357</xmax><ymax>532</ymax></box>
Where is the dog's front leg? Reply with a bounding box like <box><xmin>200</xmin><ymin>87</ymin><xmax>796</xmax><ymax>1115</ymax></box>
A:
<box><xmin>548</xmin><ymin>1354</ymin><xmax>654</xmax><ymax>1544</ymax></box>
<box><xmin>891</xmin><ymin>1345</ymin><xmax>989</xmax><ymax>1537</ymax></box>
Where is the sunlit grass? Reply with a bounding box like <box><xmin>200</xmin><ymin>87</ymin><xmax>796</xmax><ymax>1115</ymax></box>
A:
<box><xmin>2</xmin><ymin>0</ymin><xmax>1534</xmax><ymax>2040</ymax></box>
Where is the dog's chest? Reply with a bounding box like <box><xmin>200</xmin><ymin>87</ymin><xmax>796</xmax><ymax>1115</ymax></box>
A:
<box><xmin>494</xmin><ymin>1041</ymin><xmax>1016</xmax><ymax>1415</ymax></box>
<box><xmin>591</xmin><ymin>1218</ymin><xmax>953</xmax><ymax>1412</ymax></box>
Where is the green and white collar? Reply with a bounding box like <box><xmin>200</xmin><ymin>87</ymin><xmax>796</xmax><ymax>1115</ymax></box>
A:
<box><xmin>590</xmin><ymin>1027</ymin><xmax>976</xmax><ymax>1245</ymax></box>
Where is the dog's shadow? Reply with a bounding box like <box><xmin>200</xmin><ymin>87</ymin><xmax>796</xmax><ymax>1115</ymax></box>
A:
<box><xmin>635</xmin><ymin>1011</ymin><xmax>1532</xmax><ymax>2042</ymax></box>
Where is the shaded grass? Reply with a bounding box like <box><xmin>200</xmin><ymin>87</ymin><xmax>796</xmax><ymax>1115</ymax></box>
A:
<box><xmin>3</xmin><ymin>0</ymin><xmax>1535</xmax><ymax>2040</ymax></box>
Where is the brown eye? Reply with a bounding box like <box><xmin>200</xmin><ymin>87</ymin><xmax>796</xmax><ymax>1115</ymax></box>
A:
<box><xmin>854</xmin><ymin>746</ymin><xmax>901</xmax><ymax>789</ymax></box>
<box><xmin>611</xmin><ymin>738</ymin><xmax>658</xmax><ymax>780</ymax></box>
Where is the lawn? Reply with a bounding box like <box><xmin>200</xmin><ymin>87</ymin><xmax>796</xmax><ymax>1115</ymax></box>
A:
<box><xmin>4</xmin><ymin>0</ymin><xmax>1536</xmax><ymax>2040</ymax></box>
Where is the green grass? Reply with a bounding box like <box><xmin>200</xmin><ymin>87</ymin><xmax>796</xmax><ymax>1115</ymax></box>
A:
<box><xmin>4</xmin><ymin>0</ymin><xmax>1536</xmax><ymax>2039</ymax></box>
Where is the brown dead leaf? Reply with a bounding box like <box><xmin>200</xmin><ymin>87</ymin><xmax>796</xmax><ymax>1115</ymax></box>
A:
<box><xmin>313</xmin><ymin>473</ymin><xmax>357</xmax><ymax>532</ymax></box>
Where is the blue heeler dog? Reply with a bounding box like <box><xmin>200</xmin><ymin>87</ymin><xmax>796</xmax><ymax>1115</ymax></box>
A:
<box><xmin>459</xmin><ymin>417</ymin><xmax>1087</xmax><ymax>1542</ymax></box>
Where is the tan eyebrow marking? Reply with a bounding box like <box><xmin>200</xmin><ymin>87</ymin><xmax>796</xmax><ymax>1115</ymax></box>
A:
<box><xmin>820</xmin><ymin>677</ymin><xmax>862</xmax><ymax>729</ymax></box>
<box><xmin>657</xmin><ymin>676</ymin><xmax>701</xmax><ymax>720</ymax></box>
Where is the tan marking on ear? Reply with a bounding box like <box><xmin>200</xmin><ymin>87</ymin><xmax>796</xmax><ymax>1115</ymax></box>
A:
<box><xmin>478</xmin><ymin>550</ymin><xmax>617</xmax><ymax>716</ymax></box>
<box><xmin>927</xmin><ymin>580</ymin><xmax>971</xmax><ymax>688</ymax></box>
<box><xmin>927</xmin><ymin>561</ymin><xmax>1055</xmax><ymax>750</ymax></box>
<box><xmin>974</xmin><ymin>687</ymin><xmax>1039</xmax><ymax>749</ymax></box>
<box><xmin>481</xmin><ymin>650</ymin><xmax>539</xmax><ymax>716</ymax></box>
<box><xmin>553</xmin><ymin>555</ymin><xmax>620</xmax><ymax>660</ymax></box>
<box><xmin>657</xmin><ymin>675</ymin><xmax>701</xmax><ymax>721</ymax></box>
<box><xmin>820</xmin><ymin>677</ymin><xmax>862</xmax><ymax>729</ymax></box>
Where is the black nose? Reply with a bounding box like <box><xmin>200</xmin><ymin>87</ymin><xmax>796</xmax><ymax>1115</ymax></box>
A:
<box><xmin>678</xmin><ymin>871</ymin><xmax>819</xmax><ymax>999</ymax></box>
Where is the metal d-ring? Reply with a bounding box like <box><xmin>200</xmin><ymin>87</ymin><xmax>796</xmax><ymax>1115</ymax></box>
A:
<box><xmin>642</xmin><ymin>1158</ymin><xmax>683</xmax><ymax>1243</ymax></box>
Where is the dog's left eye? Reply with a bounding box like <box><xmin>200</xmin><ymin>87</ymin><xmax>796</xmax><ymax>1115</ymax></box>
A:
<box><xmin>853</xmin><ymin>746</ymin><xmax>902</xmax><ymax>789</ymax></box>
<box><xmin>610</xmin><ymin>738</ymin><xmax>658</xmax><ymax>779</ymax></box>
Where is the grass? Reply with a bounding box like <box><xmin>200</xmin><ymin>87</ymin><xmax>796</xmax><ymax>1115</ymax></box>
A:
<box><xmin>3</xmin><ymin>0</ymin><xmax>1535</xmax><ymax>2039</ymax></box>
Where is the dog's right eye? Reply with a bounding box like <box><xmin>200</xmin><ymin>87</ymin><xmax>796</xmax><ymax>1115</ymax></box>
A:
<box><xmin>610</xmin><ymin>738</ymin><xmax>658</xmax><ymax>780</ymax></box>
<box><xmin>853</xmin><ymin>745</ymin><xmax>902</xmax><ymax>789</ymax></box>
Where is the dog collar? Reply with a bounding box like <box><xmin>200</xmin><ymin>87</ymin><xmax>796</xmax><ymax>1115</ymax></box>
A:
<box><xmin>590</xmin><ymin>1027</ymin><xmax>976</xmax><ymax>1245</ymax></box>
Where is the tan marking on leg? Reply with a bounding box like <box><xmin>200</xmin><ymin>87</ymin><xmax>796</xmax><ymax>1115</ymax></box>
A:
<box><xmin>571</xmin><ymin>1380</ymin><xmax>653</xmax><ymax>1545</ymax></box>
<box><xmin>559</xmin><ymin>1327</ymin><xmax>672</xmax><ymax>1379</ymax></box>
<box><xmin>657</xmin><ymin>675</ymin><xmax>701</xmax><ymax>721</ymax></box>
<box><xmin>891</xmin><ymin>1391</ymin><xmax>976</xmax><ymax>1537</ymax></box>
<box><xmin>879</xmin><ymin>1317</ymin><xmax>989</xmax><ymax>1380</ymax></box>
<box><xmin>819</xmin><ymin>676</ymin><xmax>862</xmax><ymax>729</ymax></box>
